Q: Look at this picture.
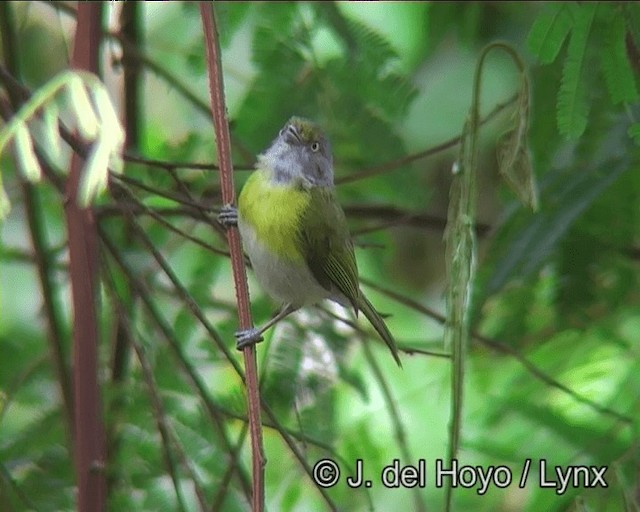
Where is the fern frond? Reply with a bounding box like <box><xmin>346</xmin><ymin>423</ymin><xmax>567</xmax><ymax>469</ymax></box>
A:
<box><xmin>527</xmin><ymin>3</ymin><xmax>574</xmax><ymax>64</ymax></box>
<box><xmin>557</xmin><ymin>4</ymin><xmax>596</xmax><ymax>138</ymax></box>
<box><xmin>334</xmin><ymin>17</ymin><xmax>417</xmax><ymax>121</ymax></box>
<box><xmin>252</xmin><ymin>4</ymin><xmax>301</xmax><ymax>65</ymax></box>
<box><xmin>214</xmin><ymin>3</ymin><xmax>252</xmax><ymax>48</ymax></box>
<box><xmin>343</xmin><ymin>16</ymin><xmax>398</xmax><ymax>66</ymax></box>
<box><xmin>600</xmin><ymin>15</ymin><xmax>639</xmax><ymax>105</ymax></box>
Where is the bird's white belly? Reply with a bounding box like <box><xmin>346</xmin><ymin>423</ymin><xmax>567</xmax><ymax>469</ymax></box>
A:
<box><xmin>238</xmin><ymin>219</ymin><xmax>330</xmax><ymax>307</ymax></box>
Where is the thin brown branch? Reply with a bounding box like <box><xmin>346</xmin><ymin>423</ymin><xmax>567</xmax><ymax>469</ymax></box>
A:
<box><xmin>104</xmin><ymin>196</ymin><xmax>241</xmax><ymax>371</ymax></box>
<box><xmin>0</xmin><ymin>461</ymin><xmax>40</xmax><ymax>511</ymax></box>
<box><xmin>99</xmin><ymin>226</ymin><xmax>254</xmax><ymax>502</ymax></box>
<box><xmin>104</xmin><ymin>206</ymin><xmax>345</xmax><ymax>511</ymax></box>
<box><xmin>361</xmin><ymin>278</ymin><xmax>633</xmax><ymax>425</ymax></box>
<box><xmin>210</xmin><ymin>423</ymin><xmax>250</xmax><ymax>512</ymax></box>
<box><xmin>322</xmin><ymin>305</ymin><xmax>448</xmax><ymax>360</ymax></box>
<box><xmin>346</xmin><ymin>203</ymin><xmax>492</xmax><ymax>237</ymax></box>
<box><xmin>99</xmin><ymin>211</ymin><xmax>337</xmax><ymax>509</ymax></box>
<box><xmin>360</xmin><ymin>340</ymin><xmax>426</xmax><ymax>512</ymax></box>
<box><xmin>106</xmin><ymin>4</ymin><xmax>140</xmax><ymax>498</ymax></box>
<box><xmin>335</xmin><ymin>93</ymin><xmax>518</xmax><ymax>186</ymax></box>
<box><xmin>44</xmin><ymin>0</ymin><xmax>210</xmax><ymax>119</ymax></box>
<box><xmin>107</xmin><ymin>181</ymin><xmax>230</xmax><ymax>257</ymax></box>
<box><xmin>96</xmin><ymin>204</ymin><xmax>207</xmax><ymax>219</ymax></box>
<box><xmin>118</xmin><ymin>89</ymin><xmax>514</xmax><ymax>196</ymax></box>
<box><xmin>199</xmin><ymin>5</ymin><xmax>265</xmax><ymax>511</ymax></box>
<box><xmin>127</xmin><ymin>330</ymin><xmax>190</xmax><ymax>511</ymax></box>
<box><xmin>111</xmin><ymin>173</ymin><xmax>216</xmax><ymax>212</ymax></box>
<box><xmin>108</xmin><ymin>177</ymin><xmax>332</xmax><ymax>511</ymax></box>
<box><xmin>164</xmin><ymin>164</ymin><xmax>233</xmax><ymax>251</ymax></box>
<box><xmin>478</xmin><ymin>337</ymin><xmax>632</xmax><ymax>424</ymax></box>
<box><xmin>43</xmin><ymin>0</ymin><xmax>256</xmax><ymax>164</ymax></box>
<box><xmin>108</xmin><ymin>286</ymin><xmax>207</xmax><ymax>511</ymax></box>
<box><xmin>22</xmin><ymin>183</ymin><xmax>74</xmax><ymax>431</ymax></box>
<box><xmin>123</xmin><ymin>152</ymin><xmax>221</xmax><ymax>172</ymax></box>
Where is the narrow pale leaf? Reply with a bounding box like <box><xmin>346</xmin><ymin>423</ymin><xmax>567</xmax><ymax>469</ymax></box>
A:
<box><xmin>78</xmin><ymin>139</ymin><xmax>110</xmax><ymax>206</ymax></box>
<box><xmin>26</xmin><ymin>107</ymin><xmax>67</xmax><ymax>172</ymax></box>
<box><xmin>66</xmin><ymin>75</ymin><xmax>99</xmax><ymax>140</ymax></box>
<box><xmin>90</xmin><ymin>85</ymin><xmax>125</xmax><ymax>174</ymax></box>
<box><xmin>14</xmin><ymin>122</ymin><xmax>42</xmax><ymax>182</ymax></box>
<box><xmin>0</xmin><ymin>179</ymin><xmax>10</xmax><ymax>219</ymax></box>
<box><xmin>38</xmin><ymin>103</ymin><xmax>63</xmax><ymax>164</ymax></box>
<box><xmin>91</xmin><ymin>86</ymin><xmax>125</xmax><ymax>148</ymax></box>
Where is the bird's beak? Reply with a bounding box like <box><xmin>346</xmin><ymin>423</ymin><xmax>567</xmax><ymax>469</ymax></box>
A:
<box><xmin>283</xmin><ymin>123</ymin><xmax>301</xmax><ymax>145</ymax></box>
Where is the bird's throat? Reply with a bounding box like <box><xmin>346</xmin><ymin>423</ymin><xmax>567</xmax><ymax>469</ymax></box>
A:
<box><xmin>238</xmin><ymin>169</ymin><xmax>309</xmax><ymax>263</ymax></box>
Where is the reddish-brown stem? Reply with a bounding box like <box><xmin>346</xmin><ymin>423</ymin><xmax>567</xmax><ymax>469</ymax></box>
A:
<box><xmin>66</xmin><ymin>4</ymin><xmax>106</xmax><ymax>511</ymax></box>
<box><xmin>199</xmin><ymin>4</ymin><xmax>266</xmax><ymax>511</ymax></box>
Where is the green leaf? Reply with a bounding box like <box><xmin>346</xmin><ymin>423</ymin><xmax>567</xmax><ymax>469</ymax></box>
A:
<box><xmin>557</xmin><ymin>3</ymin><xmax>596</xmax><ymax>138</ymax></box>
<box><xmin>600</xmin><ymin>15</ymin><xmax>639</xmax><ymax>105</ymax></box>
<box><xmin>527</xmin><ymin>4</ymin><xmax>574</xmax><ymax>64</ymax></box>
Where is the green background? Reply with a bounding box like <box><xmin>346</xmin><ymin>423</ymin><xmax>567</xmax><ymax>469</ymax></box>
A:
<box><xmin>1</xmin><ymin>2</ymin><xmax>639</xmax><ymax>511</ymax></box>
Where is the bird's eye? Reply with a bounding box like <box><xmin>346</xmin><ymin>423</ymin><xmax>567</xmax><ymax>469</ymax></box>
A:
<box><xmin>310</xmin><ymin>142</ymin><xmax>320</xmax><ymax>152</ymax></box>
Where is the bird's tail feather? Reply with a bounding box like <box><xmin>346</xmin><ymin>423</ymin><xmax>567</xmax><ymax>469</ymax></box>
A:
<box><xmin>358</xmin><ymin>294</ymin><xmax>402</xmax><ymax>367</ymax></box>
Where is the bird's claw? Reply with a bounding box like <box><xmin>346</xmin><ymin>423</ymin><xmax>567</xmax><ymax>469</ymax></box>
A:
<box><xmin>235</xmin><ymin>327</ymin><xmax>264</xmax><ymax>350</ymax></box>
<box><xmin>218</xmin><ymin>204</ymin><xmax>238</xmax><ymax>228</ymax></box>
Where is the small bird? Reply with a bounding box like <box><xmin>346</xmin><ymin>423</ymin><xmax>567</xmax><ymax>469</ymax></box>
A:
<box><xmin>221</xmin><ymin>117</ymin><xmax>401</xmax><ymax>367</ymax></box>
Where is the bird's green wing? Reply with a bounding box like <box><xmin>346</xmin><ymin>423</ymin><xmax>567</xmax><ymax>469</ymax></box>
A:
<box><xmin>300</xmin><ymin>186</ymin><xmax>402</xmax><ymax>367</ymax></box>
<box><xmin>299</xmin><ymin>187</ymin><xmax>361</xmax><ymax>309</ymax></box>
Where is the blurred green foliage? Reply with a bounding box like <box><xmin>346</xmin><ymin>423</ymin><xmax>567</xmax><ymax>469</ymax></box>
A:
<box><xmin>0</xmin><ymin>2</ymin><xmax>639</xmax><ymax>511</ymax></box>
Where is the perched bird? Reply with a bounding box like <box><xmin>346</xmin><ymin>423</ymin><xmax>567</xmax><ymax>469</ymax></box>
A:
<box><xmin>221</xmin><ymin>117</ymin><xmax>401</xmax><ymax>366</ymax></box>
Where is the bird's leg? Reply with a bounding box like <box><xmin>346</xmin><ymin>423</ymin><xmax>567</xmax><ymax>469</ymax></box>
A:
<box><xmin>235</xmin><ymin>303</ymin><xmax>298</xmax><ymax>350</ymax></box>
<box><xmin>218</xmin><ymin>204</ymin><xmax>238</xmax><ymax>227</ymax></box>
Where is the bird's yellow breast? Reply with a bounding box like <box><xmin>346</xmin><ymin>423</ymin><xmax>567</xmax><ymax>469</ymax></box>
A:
<box><xmin>238</xmin><ymin>169</ymin><xmax>308</xmax><ymax>263</ymax></box>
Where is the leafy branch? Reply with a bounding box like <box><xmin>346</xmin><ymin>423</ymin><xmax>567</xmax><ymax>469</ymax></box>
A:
<box><xmin>528</xmin><ymin>2</ymin><xmax>640</xmax><ymax>138</ymax></box>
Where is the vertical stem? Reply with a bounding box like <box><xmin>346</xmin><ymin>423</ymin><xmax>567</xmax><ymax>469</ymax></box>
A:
<box><xmin>120</xmin><ymin>2</ymin><xmax>141</xmax><ymax>151</ymax></box>
<box><xmin>199</xmin><ymin>4</ymin><xmax>265</xmax><ymax>511</ymax></box>
<box><xmin>442</xmin><ymin>45</ymin><xmax>485</xmax><ymax>512</ymax></box>
<box><xmin>106</xmin><ymin>2</ymin><xmax>142</xmax><ymax>497</ymax></box>
<box><xmin>443</xmin><ymin>41</ymin><xmax>530</xmax><ymax>512</ymax></box>
<box><xmin>66</xmin><ymin>4</ymin><xmax>106</xmax><ymax>511</ymax></box>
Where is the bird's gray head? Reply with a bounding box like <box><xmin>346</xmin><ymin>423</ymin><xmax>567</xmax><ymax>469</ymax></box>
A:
<box><xmin>259</xmin><ymin>117</ymin><xmax>334</xmax><ymax>187</ymax></box>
